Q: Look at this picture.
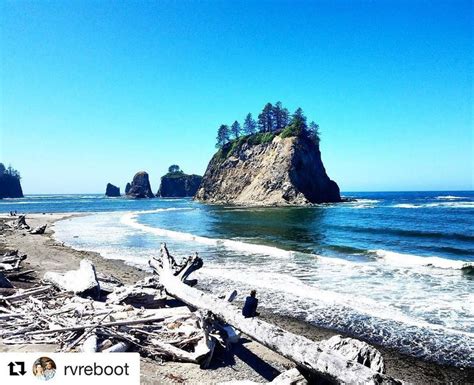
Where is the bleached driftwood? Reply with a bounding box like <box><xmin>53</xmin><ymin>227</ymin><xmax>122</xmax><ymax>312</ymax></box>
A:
<box><xmin>103</xmin><ymin>341</ymin><xmax>130</xmax><ymax>353</ymax></box>
<box><xmin>43</xmin><ymin>259</ymin><xmax>100</xmax><ymax>299</ymax></box>
<box><xmin>320</xmin><ymin>335</ymin><xmax>386</xmax><ymax>373</ymax></box>
<box><xmin>25</xmin><ymin>307</ymin><xmax>192</xmax><ymax>336</ymax></box>
<box><xmin>29</xmin><ymin>224</ymin><xmax>47</xmax><ymax>234</ymax></box>
<box><xmin>106</xmin><ymin>285</ymin><xmax>166</xmax><ymax>308</ymax></box>
<box><xmin>150</xmin><ymin>244</ymin><xmax>402</xmax><ymax>385</ymax></box>
<box><xmin>218</xmin><ymin>368</ymin><xmax>308</xmax><ymax>385</ymax></box>
<box><xmin>96</xmin><ymin>272</ymin><xmax>123</xmax><ymax>293</ymax></box>
<box><xmin>81</xmin><ymin>333</ymin><xmax>98</xmax><ymax>353</ymax></box>
<box><xmin>2</xmin><ymin>285</ymin><xmax>52</xmax><ymax>301</ymax></box>
<box><xmin>10</xmin><ymin>215</ymin><xmax>30</xmax><ymax>230</ymax></box>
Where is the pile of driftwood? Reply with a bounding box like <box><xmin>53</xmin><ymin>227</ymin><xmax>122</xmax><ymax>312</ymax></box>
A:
<box><xmin>0</xmin><ymin>250</ymin><xmax>35</xmax><ymax>291</ymax></box>
<box><xmin>0</xmin><ymin>261</ymin><xmax>219</xmax><ymax>367</ymax></box>
<box><xmin>0</xmin><ymin>243</ymin><xmax>403</xmax><ymax>384</ymax></box>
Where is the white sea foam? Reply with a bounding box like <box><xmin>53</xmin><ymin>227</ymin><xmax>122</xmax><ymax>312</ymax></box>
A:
<box><xmin>425</xmin><ymin>201</ymin><xmax>474</xmax><ymax>208</ymax></box>
<box><xmin>392</xmin><ymin>201</ymin><xmax>474</xmax><ymax>209</ymax></box>
<box><xmin>201</xmin><ymin>266</ymin><xmax>474</xmax><ymax>338</ymax></box>
<box><xmin>371</xmin><ymin>249</ymin><xmax>472</xmax><ymax>270</ymax></box>
<box><xmin>392</xmin><ymin>203</ymin><xmax>419</xmax><ymax>208</ymax></box>
<box><xmin>435</xmin><ymin>195</ymin><xmax>464</xmax><ymax>200</ymax></box>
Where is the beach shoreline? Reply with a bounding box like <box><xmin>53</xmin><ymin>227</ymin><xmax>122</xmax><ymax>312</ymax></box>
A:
<box><xmin>1</xmin><ymin>212</ymin><xmax>473</xmax><ymax>384</ymax></box>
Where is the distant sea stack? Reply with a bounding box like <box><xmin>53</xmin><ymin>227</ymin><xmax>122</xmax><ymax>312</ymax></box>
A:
<box><xmin>0</xmin><ymin>163</ymin><xmax>24</xmax><ymax>199</ymax></box>
<box><xmin>126</xmin><ymin>171</ymin><xmax>155</xmax><ymax>199</ymax></box>
<box><xmin>105</xmin><ymin>183</ymin><xmax>120</xmax><ymax>197</ymax></box>
<box><xmin>196</xmin><ymin>102</ymin><xmax>341</xmax><ymax>206</ymax></box>
<box><xmin>157</xmin><ymin>165</ymin><xmax>202</xmax><ymax>198</ymax></box>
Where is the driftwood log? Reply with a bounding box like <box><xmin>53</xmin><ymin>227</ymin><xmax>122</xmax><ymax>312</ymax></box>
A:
<box><xmin>30</xmin><ymin>224</ymin><xmax>47</xmax><ymax>235</ymax></box>
<box><xmin>150</xmin><ymin>244</ymin><xmax>402</xmax><ymax>385</ymax></box>
<box><xmin>43</xmin><ymin>259</ymin><xmax>100</xmax><ymax>299</ymax></box>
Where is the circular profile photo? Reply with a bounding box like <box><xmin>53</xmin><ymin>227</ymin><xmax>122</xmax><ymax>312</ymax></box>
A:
<box><xmin>32</xmin><ymin>357</ymin><xmax>56</xmax><ymax>381</ymax></box>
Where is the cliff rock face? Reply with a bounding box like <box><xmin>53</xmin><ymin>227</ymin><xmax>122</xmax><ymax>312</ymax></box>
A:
<box><xmin>195</xmin><ymin>135</ymin><xmax>341</xmax><ymax>205</ymax></box>
<box><xmin>105</xmin><ymin>183</ymin><xmax>120</xmax><ymax>197</ymax></box>
<box><xmin>125</xmin><ymin>183</ymin><xmax>131</xmax><ymax>195</ymax></box>
<box><xmin>157</xmin><ymin>173</ymin><xmax>202</xmax><ymax>197</ymax></box>
<box><xmin>0</xmin><ymin>174</ymin><xmax>23</xmax><ymax>199</ymax></box>
<box><xmin>126</xmin><ymin>171</ymin><xmax>155</xmax><ymax>199</ymax></box>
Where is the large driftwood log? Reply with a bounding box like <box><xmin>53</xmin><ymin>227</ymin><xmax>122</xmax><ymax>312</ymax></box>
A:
<box><xmin>43</xmin><ymin>259</ymin><xmax>100</xmax><ymax>299</ymax></box>
<box><xmin>29</xmin><ymin>224</ymin><xmax>47</xmax><ymax>234</ymax></box>
<box><xmin>150</xmin><ymin>244</ymin><xmax>402</xmax><ymax>385</ymax></box>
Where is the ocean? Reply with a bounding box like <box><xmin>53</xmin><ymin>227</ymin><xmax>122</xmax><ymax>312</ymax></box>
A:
<box><xmin>2</xmin><ymin>191</ymin><xmax>473</xmax><ymax>367</ymax></box>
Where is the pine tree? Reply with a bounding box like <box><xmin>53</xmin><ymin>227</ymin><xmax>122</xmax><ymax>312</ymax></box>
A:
<box><xmin>258</xmin><ymin>102</ymin><xmax>274</xmax><ymax>132</ymax></box>
<box><xmin>230</xmin><ymin>120</ymin><xmax>241</xmax><ymax>139</ymax></box>
<box><xmin>216</xmin><ymin>124</ymin><xmax>230</xmax><ymax>148</ymax></box>
<box><xmin>168</xmin><ymin>164</ymin><xmax>181</xmax><ymax>173</ymax></box>
<box><xmin>243</xmin><ymin>113</ymin><xmax>257</xmax><ymax>134</ymax></box>
<box><xmin>291</xmin><ymin>107</ymin><xmax>308</xmax><ymax>130</ymax></box>
<box><xmin>272</xmin><ymin>101</ymin><xmax>290</xmax><ymax>131</ymax></box>
<box><xmin>309</xmin><ymin>121</ymin><xmax>321</xmax><ymax>145</ymax></box>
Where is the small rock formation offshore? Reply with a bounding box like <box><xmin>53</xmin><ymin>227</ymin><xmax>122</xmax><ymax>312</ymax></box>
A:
<box><xmin>126</xmin><ymin>171</ymin><xmax>155</xmax><ymax>199</ymax></box>
<box><xmin>125</xmin><ymin>182</ymin><xmax>131</xmax><ymax>195</ymax></box>
<box><xmin>0</xmin><ymin>163</ymin><xmax>24</xmax><ymax>199</ymax></box>
<box><xmin>157</xmin><ymin>168</ymin><xmax>202</xmax><ymax>198</ymax></box>
<box><xmin>195</xmin><ymin>133</ymin><xmax>341</xmax><ymax>205</ymax></box>
<box><xmin>105</xmin><ymin>183</ymin><xmax>120</xmax><ymax>197</ymax></box>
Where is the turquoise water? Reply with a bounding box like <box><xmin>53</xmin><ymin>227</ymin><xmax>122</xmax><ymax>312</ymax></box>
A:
<box><xmin>2</xmin><ymin>191</ymin><xmax>473</xmax><ymax>366</ymax></box>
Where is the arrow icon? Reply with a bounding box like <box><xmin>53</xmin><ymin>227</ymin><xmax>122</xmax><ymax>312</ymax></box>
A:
<box><xmin>8</xmin><ymin>361</ymin><xmax>26</xmax><ymax>376</ymax></box>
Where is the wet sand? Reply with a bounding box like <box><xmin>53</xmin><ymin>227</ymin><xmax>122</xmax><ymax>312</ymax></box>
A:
<box><xmin>1</xmin><ymin>213</ymin><xmax>473</xmax><ymax>384</ymax></box>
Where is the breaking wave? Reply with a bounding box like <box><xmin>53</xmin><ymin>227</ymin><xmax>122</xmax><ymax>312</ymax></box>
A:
<box><xmin>370</xmin><ymin>249</ymin><xmax>472</xmax><ymax>270</ymax></box>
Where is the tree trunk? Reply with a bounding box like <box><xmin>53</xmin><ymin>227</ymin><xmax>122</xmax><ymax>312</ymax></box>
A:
<box><xmin>150</xmin><ymin>244</ymin><xmax>402</xmax><ymax>385</ymax></box>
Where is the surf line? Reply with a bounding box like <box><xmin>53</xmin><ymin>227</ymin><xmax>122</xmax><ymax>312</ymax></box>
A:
<box><xmin>120</xmin><ymin>211</ymin><xmax>299</xmax><ymax>259</ymax></box>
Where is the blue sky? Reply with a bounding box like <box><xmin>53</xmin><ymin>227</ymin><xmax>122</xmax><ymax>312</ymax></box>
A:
<box><xmin>1</xmin><ymin>0</ymin><xmax>472</xmax><ymax>193</ymax></box>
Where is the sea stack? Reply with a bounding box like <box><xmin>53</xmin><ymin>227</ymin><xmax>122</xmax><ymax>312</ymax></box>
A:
<box><xmin>195</xmin><ymin>133</ymin><xmax>341</xmax><ymax>205</ymax></box>
<box><xmin>126</xmin><ymin>171</ymin><xmax>155</xmax><ymax>199</ymax></box>
<box><xmin>0</xmin><ymin>163</ymin><xmax>24</xmax><ymax>199</ymax></box>
<box><xmin>105</xmin><ymin>183</ymin><xmax>120</xmax><ymax>197</ymax></box>
<box><xmin>157</xmin><ymin>166</ymin><xmax>202</xmax><ymax>198</ymax></box>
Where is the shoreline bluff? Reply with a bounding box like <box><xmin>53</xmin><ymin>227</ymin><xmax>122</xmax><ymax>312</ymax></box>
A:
<box><xmin>0</xmin><ymin>213</ymin><xmax>472</xmax><ymax>384</ymax></box>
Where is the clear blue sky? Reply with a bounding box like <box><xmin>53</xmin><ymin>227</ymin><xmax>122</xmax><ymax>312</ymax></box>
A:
<box><xmin>1</xmin><ymin>0</ymin><xmax>472</xmax><ymax>194</ymax></box>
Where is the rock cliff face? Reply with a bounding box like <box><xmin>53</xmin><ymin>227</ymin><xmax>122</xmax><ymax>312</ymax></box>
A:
<box><xmin>105</xmin><ymin>183</ymin><xmax>120</xmax><ymax>197</ymax></box>
<box><xmin>195</xmin><ymin>134</ymin><xmax>341</xmax><ymax>205</ymax></box>
<box><xmin>157</xmin><ymin>173</ymin><xmax>202</xmax><ymax>198</ymax></box>
<box><xmin>126</xmin><ymin>172</ymin><xmax>155</xmax><ymax>199</ymax></box>
<box><xmin>0</xmin><ymin>173</ymin><xmax>23</xmax><ymax>199</ymax></box>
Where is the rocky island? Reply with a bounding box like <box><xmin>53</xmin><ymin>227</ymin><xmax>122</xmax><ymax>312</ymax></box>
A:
<box><xmin>105</xmin><ymin>183</ymin><xmax>120</xmax><ymax>197</ymax></box>
<box><xmin>157</xmin><ymin>165</ymin><xmax>202</xmax><ymax>198</ymax></box>
<box><xmin>125</xmin><ymin>171</ymin><xmax>155</xmax><ymax>199</ymax></box>
<box><xmin>0</xmin><ymin>163</ymin><xmax>24</xmax><ymax>199</ymax></box>
<box><xmin>195</xmin><ymin>103</ymin><xmax>341</xmax><ymax>205</ymax></box>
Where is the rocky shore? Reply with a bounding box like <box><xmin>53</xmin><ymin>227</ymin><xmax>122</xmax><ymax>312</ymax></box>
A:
<box><xmin>0</xmin><ymin>213</ymin><xmax>472</xmax><ymax>384</ymax></box>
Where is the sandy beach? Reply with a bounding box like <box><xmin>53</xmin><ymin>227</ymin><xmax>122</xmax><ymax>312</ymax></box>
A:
<box><xmin>1</xmin><ymin>213</ymin><xmax>473</xmax><ymax>384</ymax></box>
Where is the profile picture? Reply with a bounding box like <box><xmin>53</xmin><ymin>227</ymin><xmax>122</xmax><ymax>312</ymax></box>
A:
<box><xmin>32</xmin><ymin>357</ymin><xmax>56</xmax><ymax>381</ymax></box>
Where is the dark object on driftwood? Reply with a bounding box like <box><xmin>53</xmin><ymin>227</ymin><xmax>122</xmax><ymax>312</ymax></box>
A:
<box><xmin>0</xmin><ymin>272</ymin><xmax>13</xmax><ymax>288</ymax></box>
<box><xmin>30</xmin><ymin>224</ymin><xmax>47</xmax><ymax>235</ymax></box>
<box><xmin>149</xmin><ymin>244</ymin><xmax>402</xmax><ymax>385</ymax></box>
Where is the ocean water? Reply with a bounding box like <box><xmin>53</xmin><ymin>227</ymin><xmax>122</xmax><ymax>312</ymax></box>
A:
<box><xmin>2</xmin><ymin>192</ymin><xmax>473</xmax><ymax>367</ymax></box>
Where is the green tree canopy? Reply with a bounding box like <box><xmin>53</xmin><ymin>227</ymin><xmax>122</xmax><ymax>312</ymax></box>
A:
<box><xmin>243</xmin><ymin>113</ymin><xmax>257</xmax><ymax>134</ymax></box>
<box><xmin>230</xmin><ymin>120</ymin><xmax>241</xmax><ymax>139</ymax></box>
<box><xmin>309</xmin><ymin>121</ymin><xmax>321</xmax><ymax>145</ymax></box>
<box><xmin>258</xmin><ymin>102</ymin><xmax>274</xmax><ymax>132</ymax></box>
<box><xmin>168</xmin><ymin>164</ymin><xmax>182</xmax><ymax>174</ymax></box>
<box><xmin>216</xmin><ymin>124</ymin><xmax>230</xmax><ymax>148</ymax></box>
